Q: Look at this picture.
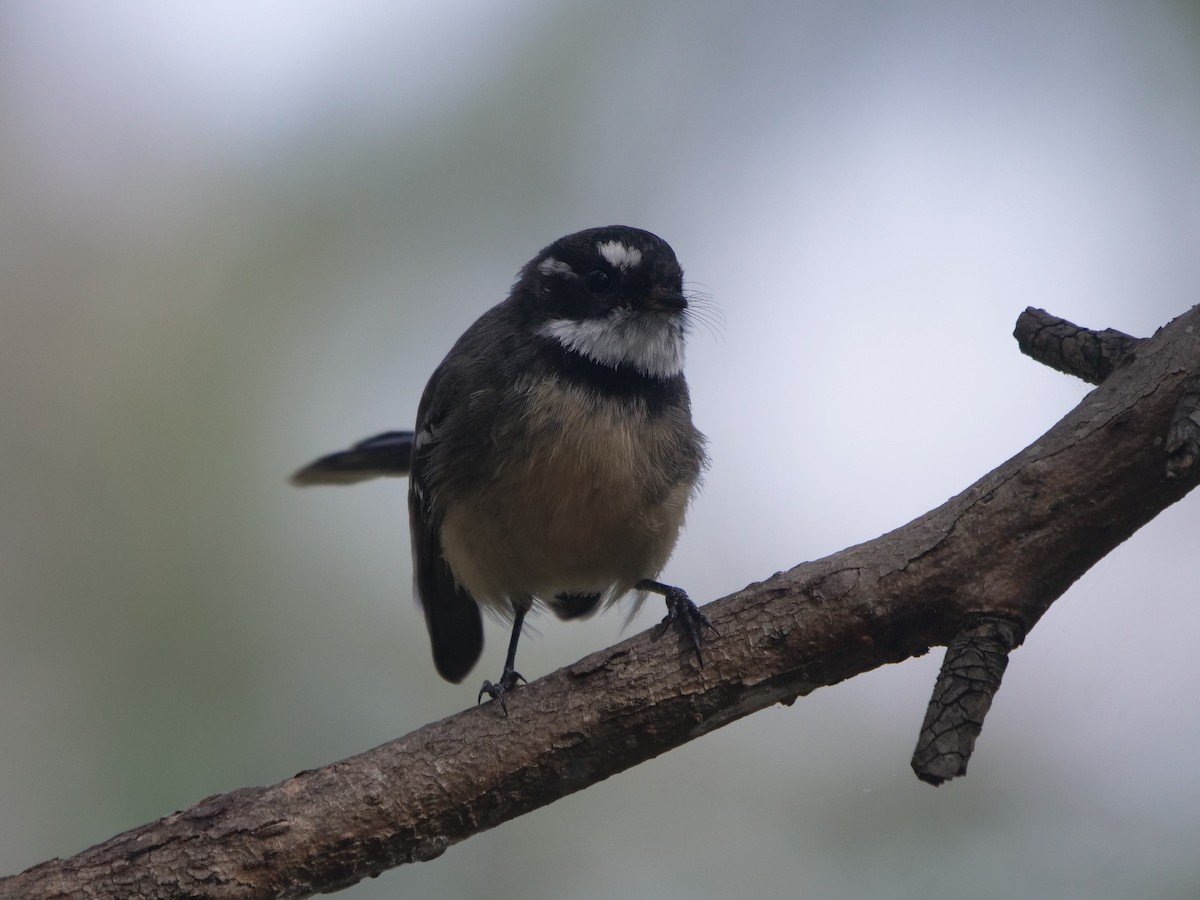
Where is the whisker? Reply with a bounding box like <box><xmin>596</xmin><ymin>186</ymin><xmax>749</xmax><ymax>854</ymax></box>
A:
<box><xmin>683</xmin><ymin>281</ymin><xmax>726</xmax><ymax>342</ymax></box>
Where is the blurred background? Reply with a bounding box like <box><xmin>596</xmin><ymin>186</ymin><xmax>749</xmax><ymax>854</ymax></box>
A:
<box><xmin>2</xmin><ymin>1</ymin><xmax>1199</xmax><ymax>897</ymax></box>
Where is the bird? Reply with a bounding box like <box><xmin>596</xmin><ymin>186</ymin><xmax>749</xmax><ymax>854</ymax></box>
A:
<box><xmin>291</xmin><ymin>225</ymin><xmax>712</xmax><ymax>711</ymax></box>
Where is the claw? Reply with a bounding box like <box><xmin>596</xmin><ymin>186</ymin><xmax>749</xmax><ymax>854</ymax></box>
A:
<box><xmin>477</xmin><ymin>668</ymin><xmax>526</xmax><ymax>715</ymax></box>
<box><xmin>638</xmin><ymin>580</ymin><xmax>717</xmax><ymax>666</ymax></box>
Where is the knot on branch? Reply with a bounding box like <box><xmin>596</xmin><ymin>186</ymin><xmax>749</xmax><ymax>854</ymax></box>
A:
<box><xmin>1013</xmin><ymin>307</ymin><xmax>1139</xmax><ymax>385</ymax></box>
<box><xmin>1166</xmin><ymin>373</ymin><xmax>1200</xmax><ymax>479</ymax></box>
<box><xmin>911</xmin><ymin>615</ymin><xmax>1023</xmax><ymax>786</ymax></box>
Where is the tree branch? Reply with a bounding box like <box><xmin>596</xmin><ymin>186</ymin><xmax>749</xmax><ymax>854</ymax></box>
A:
<box><xmin>1012</xmin><ymin>306</ymin><xmax>1140</xmax><ymax>384</ymax></box>
<box><xmin>909</xmin><ymin>305</ymin><xmax>1171</xmax><ymax>784</ymax></box>
<box><xmin>5</xmin><ymin>306</ymin><xmax>1198</xmax><ymax>900</ymax></box>
<box><xmin>910</xmin><ymin>614</ymin><xmax>1023</xmax><ymax>785</ymax></box>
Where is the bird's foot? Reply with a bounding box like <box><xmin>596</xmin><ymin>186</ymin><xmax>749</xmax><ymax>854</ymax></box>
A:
<box><xmin>639</xmin><ymin>580</ymin><xmax>718</xmax><ymax>665</ymax></box>
<box><xmin>477</xmin><ymin>668</ymin><xmax>526</xmax><ymax>715</ymax></box>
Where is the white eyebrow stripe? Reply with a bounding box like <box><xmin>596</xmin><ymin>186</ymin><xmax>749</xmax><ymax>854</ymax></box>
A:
<box><xmin>538</xmin><ymin>256</ymin><xmax>575</xmax><ymax>277</ymax></box>
<box><xmin>597</xmin><ymin>241</ymin><xmax>643</xmax><ymax>270</ymax></box>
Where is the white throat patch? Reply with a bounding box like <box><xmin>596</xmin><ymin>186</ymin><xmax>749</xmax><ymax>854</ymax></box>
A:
<box><xmin>538</xmin><ymin>309</ymin><xmax>685</xmax><ymax>379</ymax></box>
<box><xmin>596</xmin><ymin>241</ymin><xmax>643</xmax><ymax>270</ymax></box>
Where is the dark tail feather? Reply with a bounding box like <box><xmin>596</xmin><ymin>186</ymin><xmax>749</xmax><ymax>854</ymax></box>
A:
<box><xmin>290</xmin><ymin>431</ymin><xmax>414</xmax><ymax>485</ymax></box>
<box><xmin>425</xmin><ymin>587</ymin><xmax>484</xmax><ymax>683</ymax></box>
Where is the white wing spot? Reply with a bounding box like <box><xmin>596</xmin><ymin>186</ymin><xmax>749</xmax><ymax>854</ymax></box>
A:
<box><xmin>597</xmin><ymin>241</ymin><xmax>643</xmax><ymax>270</ymax></box>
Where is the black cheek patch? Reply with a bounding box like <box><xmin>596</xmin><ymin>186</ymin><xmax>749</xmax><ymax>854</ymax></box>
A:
<box><xmin>546</xmin><ymin>280</ymin><xmax>612</xmax><ymax>321</ymax></box>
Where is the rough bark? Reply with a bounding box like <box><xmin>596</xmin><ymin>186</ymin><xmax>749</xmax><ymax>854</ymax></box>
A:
<box><xmin>910</xmin><ymin>615</ymin><xmax>1022</xmax><ymax>784</ymax></box>
<box><xmin>1166</xmin><ymin>372</ymin><xmax>1200</xmax><ymax>478</ymax></box>
<box><xmin>1012</xmin><ymin>306</ymin><xmax>1140</xmax><ymax>384</ymax></box>
<box><xmin>4</xmin><ymin>306</ymin><xmax>1198</xmax><ymax>900</ymax></box>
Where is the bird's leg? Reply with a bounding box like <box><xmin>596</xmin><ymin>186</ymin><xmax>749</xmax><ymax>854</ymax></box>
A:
<box><xmin>478</xmin><ymin>604</ymin><xmax>529</xmax><ymax>714</ymax></box>
<box><xmin>636</xmin><ymin>579</ymin><xmax>718</xmax><ymax>665</ymax></box>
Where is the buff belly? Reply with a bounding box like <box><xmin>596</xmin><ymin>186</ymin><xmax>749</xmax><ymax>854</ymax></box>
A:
<box><xmin>437</xmin><ymin>382</ymin><xmax>694</xmax><ymax>615</ymax></box>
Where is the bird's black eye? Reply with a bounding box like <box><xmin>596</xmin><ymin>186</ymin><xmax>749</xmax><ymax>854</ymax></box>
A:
<box><xmin>585</xmin><ymin>269</ymin><xmax>611</xmax><ymax>292</ymax></box>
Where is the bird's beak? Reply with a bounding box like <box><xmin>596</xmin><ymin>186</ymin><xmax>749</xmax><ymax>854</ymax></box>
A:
<box><xmin>646</xmin><ymin>289</ymin><xmax>688</xmax><ymax>312</ymax></box>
